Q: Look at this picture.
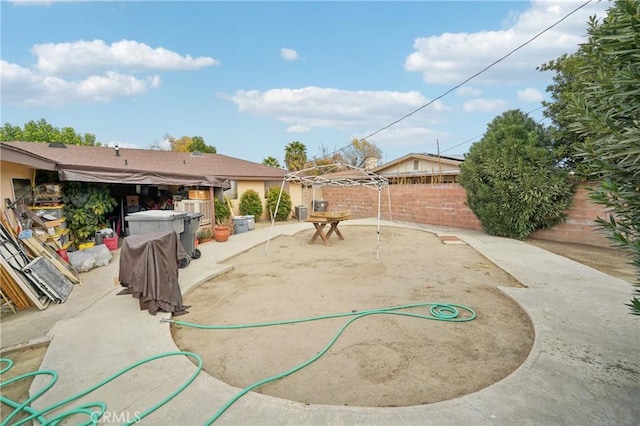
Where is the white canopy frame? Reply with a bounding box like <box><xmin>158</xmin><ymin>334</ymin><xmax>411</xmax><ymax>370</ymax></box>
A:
<box><xmin>265</xmin><ymin>163</ymin><xmax>392</xmax><ymax>259</ymax></box>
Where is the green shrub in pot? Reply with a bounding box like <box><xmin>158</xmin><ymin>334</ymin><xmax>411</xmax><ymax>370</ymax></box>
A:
<box><xmin>214</xmin><ymin>196</ymin><xmax>231</xmax><ymax>223</ymax></box>
<box><xmin>63</xmin><ymin>182</ymin><xmax>117</xmax><ymax>245</ymax></box>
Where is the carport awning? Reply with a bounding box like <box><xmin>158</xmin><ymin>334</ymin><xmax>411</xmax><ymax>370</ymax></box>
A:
<box><xmin>58</xmin><ymin>166</ymin><xmax>230</xmax><ymax>188</ymax></box>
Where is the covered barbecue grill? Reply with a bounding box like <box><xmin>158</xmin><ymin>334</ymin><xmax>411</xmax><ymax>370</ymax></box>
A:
<box><xmin>117</xmin><ymin>230</ymin><xmax>190</xmax><ymax>316</ymax></box>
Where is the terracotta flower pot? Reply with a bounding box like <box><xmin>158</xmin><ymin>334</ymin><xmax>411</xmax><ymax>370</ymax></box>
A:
<box><xmin>213</xmin><ymin>225</ymin><xmax>230</xmax><ymax>242</ymax></box>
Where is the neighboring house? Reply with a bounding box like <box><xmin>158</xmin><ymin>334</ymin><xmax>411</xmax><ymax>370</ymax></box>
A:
<box><xmin>372</xmin><ymin>153</ymin><xmax>463</xmax><ymax>184</ymax></box>
<box><xmin>0</xmin><ymin>141</ymin><xmax>301</xmax><ymax>224</ymax></box>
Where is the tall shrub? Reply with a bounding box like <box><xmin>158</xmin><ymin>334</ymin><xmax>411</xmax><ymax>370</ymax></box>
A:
<box><xmin>564</xmin><ymin>0</ymin><xmax>640</xmax><ymax>314</ymax></box>
<box><xmin>459</xmin><ymin>109</ymin><xmax>573</xmax><ymax>239</ymax></box>
<box><xmin>239</xmin><ymin>189</ymin><xmax>264</xmax><ymax>219</ymax></box>
<box><xmin>265</xmin><ymin>187</ymin><xmax>292</xmax><ymax>221</ymax></box>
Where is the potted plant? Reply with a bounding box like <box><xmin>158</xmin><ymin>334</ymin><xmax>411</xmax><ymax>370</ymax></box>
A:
<box><xmin>213</xmin><ymin>218</ymin><xmax>231</xmax><ymax>242</ymax></box>
<box><xmin>196</xmin><ymin>225</ymin><xmax>214</xmax><ymax>244</ymax></box>
<box><xmin>213</xmin><ymin>197</ymin><xmax>232</xmax><ymax>242</ymax></box>
<box><xmin>62</xmin><ymin>182</ymin><xmax>117</xmax><ymax>247</ymax></box>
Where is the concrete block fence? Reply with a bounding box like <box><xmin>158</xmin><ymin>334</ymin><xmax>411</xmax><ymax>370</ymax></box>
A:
<box><xmin>302</xmin><ymin>181</ymin><xmax>612</xmax><ymax>248</ymax></box>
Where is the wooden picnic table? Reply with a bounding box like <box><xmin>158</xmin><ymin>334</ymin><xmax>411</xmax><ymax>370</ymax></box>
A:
<box><xmin>306</xmin><ymin>211</ymin><xmax>351</xmax><ymax>245</ymax></box>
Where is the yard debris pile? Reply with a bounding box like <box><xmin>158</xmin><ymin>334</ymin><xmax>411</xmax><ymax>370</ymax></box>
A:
<box><xmin>0</xmin><ymin>200</ymin><xmax>81</xmax><ymax>314</ymax></box>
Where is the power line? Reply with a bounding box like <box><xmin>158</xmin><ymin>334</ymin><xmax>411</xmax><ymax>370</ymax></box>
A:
<box><xmin>322</xmin><ymin>0</ymin><xmax>593</xmax><ymax>160</ymax></box>
<box><xmin>440</xmin><ymin>104</ymin><xmax>548</xmax><ymax>155</ymax></box>
<box><xmin>440</xmin><ymin>134</ymin><xmax>483</xmax><ymax>155</ymax></box>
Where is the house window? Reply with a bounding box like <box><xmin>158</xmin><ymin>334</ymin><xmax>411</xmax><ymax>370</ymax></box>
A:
<box><xmin>11</xmin><ymin>178</ymin><xmax>33</xmax><ymax>206</ymax></box>
<box><xmin>413</xmin><ymin>160</ymin><xmax>419</xmax><ymax>171</ymax></box>
<box><xmin>264</xmin><ymin>180</ymin><xmax>288</xmax><ymax>197</ymax></box>
<box><xmin>224</xmin><ymin>181</ymin><xmax>238</xmax><ymax>200</ymax></box>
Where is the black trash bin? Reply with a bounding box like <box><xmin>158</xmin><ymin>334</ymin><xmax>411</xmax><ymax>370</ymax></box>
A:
<box><xmin>180</xmin><ymin>212</ymin><xmax>203</xmax><ymax>260</ymax></box>
<box><xmin>313</xmin><ymin>200</ymin><xmax>328</xmax><ymax>212</ymax></box>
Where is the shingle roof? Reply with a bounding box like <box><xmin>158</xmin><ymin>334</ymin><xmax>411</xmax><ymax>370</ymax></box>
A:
<box><xmin>373</xmin><ymin>152</ymin><xmax>463</xmax><ymax>173</ymax></box>
<box><xmin>1</xmin><ymin>141</ymin><xmax>288</xmax><ymax>183</ymax></box>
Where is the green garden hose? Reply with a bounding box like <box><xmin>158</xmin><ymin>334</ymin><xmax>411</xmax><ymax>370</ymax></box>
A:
<box><xmin>1</xmin><ymin>302</ymin><xmax>475</xmax><ymax>425</ymax></box>
<box><xmin>169</xmin><ymin>301</ymin><xmax>476</xmax><ymax>424</ymax></box>
<box><xmin>1</xmin><ymin>351</ymin><xmax>202</xmax><ymax>426</ymax></box>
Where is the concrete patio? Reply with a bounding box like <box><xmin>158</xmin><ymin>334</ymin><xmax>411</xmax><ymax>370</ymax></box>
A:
<box><xmin>1</xmin><ymin>219</ymin><xmax>638</xmax><ymax>425</ymax></box>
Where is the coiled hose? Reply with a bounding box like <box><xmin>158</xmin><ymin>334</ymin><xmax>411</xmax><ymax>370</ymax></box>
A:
<box><xmin>1</xmin><ymin>302</ymin><xmax>475</xmax><ymax>425</ymax></box>
<box><xmin>1</xmin><ymin>352</ymin><xmax>202</xmax><ymax>426</ymax></box>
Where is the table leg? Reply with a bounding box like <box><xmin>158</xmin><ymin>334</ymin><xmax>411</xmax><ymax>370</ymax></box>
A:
<box><xmin>326</xmin><ymin>221</ymin><xmax>344</xmax><ymax>240</ymax></box>
<box><xmin>309</xmin><ymin>223</ymin><xmax>329</xmax><ymax>245</ymax></box>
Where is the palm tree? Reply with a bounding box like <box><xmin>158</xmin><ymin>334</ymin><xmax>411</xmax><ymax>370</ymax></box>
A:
<box><xmin>262</xmin><ymin>156</ymin><xmax>282</xmax><ymax>168</ymax></box>
<box><xmin>284</xmin><ymin>141</ymin><xmax>307</xmax><ymax>171</ymax></box>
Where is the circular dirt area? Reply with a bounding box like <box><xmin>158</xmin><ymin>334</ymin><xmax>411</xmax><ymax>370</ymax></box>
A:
<box><xmin>172</xmin><ymin>226</ymin><xmax>534</xmax><ymax>407</ymax></box>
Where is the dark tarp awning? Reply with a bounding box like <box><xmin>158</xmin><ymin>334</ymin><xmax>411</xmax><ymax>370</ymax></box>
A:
<box><xmin>58</xmin><ymin>166</ymin><xmax>230</xmax><ymax>188</ymax></box>
<box><xmin>1</xmin><ymin>142</ymin><xmax>232</xmax><ymax>189</ymax></box>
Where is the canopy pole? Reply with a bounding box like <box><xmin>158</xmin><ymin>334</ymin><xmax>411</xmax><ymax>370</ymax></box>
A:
<box><xmin>276</xmin><ymin>163</ymin><xmax>389</xmax><ymax>258</ymax></box>
<box><xmin>376</xmin><ymin>187</ymin><xmax>382</xmax><ymax>260</ymax></box>
<box><xmin>312</xmin><ymin>186</ymin><xmax>317</xmax><ymax>212</ymax></box>
<box><xmin>265</xmin><ymin>179</ymin><xmax>286</xmax><ymax>254</ymax></box>
<box><xmin>385</xmin><ymin>184</ymin><xmax>393</xmax><ymax>236</ymax></box>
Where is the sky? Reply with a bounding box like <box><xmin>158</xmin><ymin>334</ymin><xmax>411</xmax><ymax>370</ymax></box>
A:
<box><xmin>1</xmin><ymin>0</ymin><xmax>610</xmax><ymax>166</ymax></box>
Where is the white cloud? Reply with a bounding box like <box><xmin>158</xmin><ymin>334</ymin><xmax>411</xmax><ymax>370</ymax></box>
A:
<box><xmin>281</xmin><ymin>48</ymin><xmax>299</xmax><ymax>61</ymax></box>
<box><xmin>285</xmin><ymin>125</ymin><xmax>311</xmax><ymax>133</ymax></box>
<box><xmin>227</xmin><ymin>86</ymin><xmax>449</xmax><ymax>130</ymax></box>
<box><xmin>1</xmin><ymin>60</ymin><xmax>160</xmax><ymax>106</ymax></box>
<box><xmin>517</xmin><ymin>87</ymin><xmax>544</xmax><ymax>102</ymax></box>
<box><xmin>33</xmin><ymin>39</ymin><xmax>219</xmax><ymax>75</ymax></box>
<box><xmin>405</xmin><ymin>0</ymin><xmax>609</xmax><ymax>85</ymax></box>
<box><xmin>76</xmin><ymin>72</ymin><xmax>160</xmax><ymax>101</ymax></box>
<box><xmin>105</xmin><ymin>140</ymin><xmax>142</xmax><ymax>149</ymax></box>
<box><xmin>462</xmin><ymin>98</ymin><xmax>507</xmax><ymax>113</ymax></box>
<box><xmin>1</xmin><ymin>38</ymin><xmax>216</xmax><ymax>106</ymax></box>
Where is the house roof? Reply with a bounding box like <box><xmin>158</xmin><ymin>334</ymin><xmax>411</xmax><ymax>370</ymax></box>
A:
<box><xmin>374</xmin><ymin>152</ymin><xmax>463</xmax><ymax>173</ymax></box>
<box><xmin>1</xmin><ymin>141</ymin><xmax>288</xmax><ymax>187</ymax></box>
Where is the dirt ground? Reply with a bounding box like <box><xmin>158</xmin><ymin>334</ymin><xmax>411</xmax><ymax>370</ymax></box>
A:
<box><xmin>2</xmin><ymin>225</ymin><xmax>635</xmax><ymax>416</ymax></box>
<box><xmin>0</xmin><ymin>344</ymin><xmax>49</xmax><ymax>422</ymax></box>
<box><xmin>172</xmin><ymin>226</ymin><xmax>534</xmax><ymax>407</ymax></box>
<box><xmin>525</xmin><ymin>238</ymin><xmax>636</xmax><ymax>283</ymax></box>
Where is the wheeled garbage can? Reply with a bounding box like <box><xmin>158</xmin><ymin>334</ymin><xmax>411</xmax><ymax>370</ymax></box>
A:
<box><xmin>125</xmin><ymin>210</ymin><xmax>187</xmax><ymax>235</ymax></box>
<box><xmin>180</xmin><ymin>212</ymin><xmax>203</xmax><ymax>260</ymax></box>
<box><xmin>312</xmin><ymin>200</ymin><xmax>328</xmax><ymax>212</ymax></box>
<box><xmin>125</xmin><ymin>210</ymin><xmax>192</xmax><ymax>268</ymax></box>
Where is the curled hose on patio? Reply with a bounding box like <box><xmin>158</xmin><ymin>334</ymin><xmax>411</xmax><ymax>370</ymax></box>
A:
<box><xmin>0</xmin><ymin>302</ymin><xmax>475</xmax><ymax>426</ymax></box>
<box><xmin>0</xmin><ymin>352</ymin><xmax>203</xmax><ymax>426</ymax></box>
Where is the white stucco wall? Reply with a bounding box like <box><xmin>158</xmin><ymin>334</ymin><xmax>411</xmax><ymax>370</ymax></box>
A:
<box><xmin>226</xmin><ymin>180</ymin><xmax>302</xmax><ymax>221</ymax></box>
<box><xmin>379</xmin><ymin>158</ymin><xmax>460</xmax><ymax>174</ymax></box>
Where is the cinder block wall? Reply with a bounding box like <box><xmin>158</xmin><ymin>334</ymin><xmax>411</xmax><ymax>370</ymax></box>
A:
<box><xmin>320</xmin><ymin>184</ymin><xmax>481</xmax><ymax>230</ymax></box>
<box><xmin>313</xmin><ymin>182</ymin><xmax>612</xmax><ymax>248</ymax></box>
<box><xmin>529</xmin><ymin>182</ymin><xmax>610</xmax><ymax>247</ymax></box>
